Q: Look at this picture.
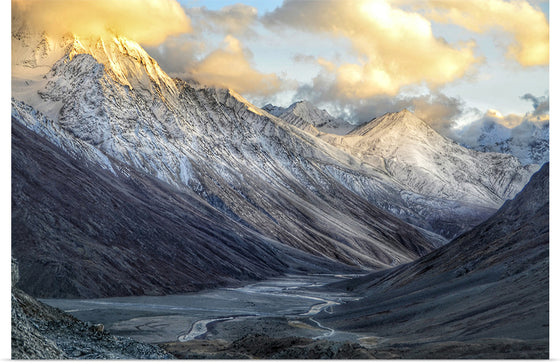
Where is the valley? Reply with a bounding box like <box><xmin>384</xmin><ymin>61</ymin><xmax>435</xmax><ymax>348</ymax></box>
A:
<box><xmin>43</xmin><ymin>275</ymin><xmax>366</xmax><ymax>349</ymax></box>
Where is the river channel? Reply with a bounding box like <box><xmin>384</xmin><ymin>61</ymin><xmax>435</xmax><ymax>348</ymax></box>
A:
<box><xmin>42</xmin><ymin>274</ymin><xmax>364</xmax><ymax>345</ymax></box>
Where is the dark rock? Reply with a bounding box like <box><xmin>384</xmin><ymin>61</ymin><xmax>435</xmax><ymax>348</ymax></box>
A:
<box><xmin>162</xmin><ymin>334</ymin><xmax>376</xmax><ymax>359</ymax></box>
<box><xmin>11</xmin><ymin>284</ymin><xmax>174</xmax><ymax>359</ymax></box>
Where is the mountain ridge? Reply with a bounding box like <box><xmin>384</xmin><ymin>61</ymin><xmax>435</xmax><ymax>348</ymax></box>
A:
<box><xmin>456</xmin><ymin>119</ymin><xmax>549</xmax><ymax>165</ymax></box>
<box><xmin>320</xmin><ymin>109</ymin><xmax>537</xmax><ymax>208</ymax></box>
<box><xmin>13</xmin><ymin>117</ymin><xmax>354</xmax><ymax>298</ymax></box>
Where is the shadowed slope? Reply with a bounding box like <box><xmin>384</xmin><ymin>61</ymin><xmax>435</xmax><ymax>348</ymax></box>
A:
<box><xmin>12</xmin><ymin>119</ymin><xmax>351</xmax><ymax>298</ymax></box>
<box><xmin>320</xmin><ymin>164</ymin><xmax>549</xmax><ymax>357</ymax></box>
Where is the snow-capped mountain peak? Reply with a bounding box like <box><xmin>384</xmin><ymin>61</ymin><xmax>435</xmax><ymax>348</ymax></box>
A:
<box><xmin>350</xmin><ymin>109</ymin><xmax>433</xmax><ymax>137</ymax></box>
<box><xmin>320</xmin><ymin>108</ymin><xmax>538</xmax><ymax>214</ymax></box>
<box><xmin>456</xmin><ymin>118</ymin><xmax>549</xmax><ymax>165</ymax></box>
<box><xmin>67</xmin><ymin>35</ymin><xmax>176</xmax><ymax>92</ymax></box>
<box><xmin>264</xmin><ymin>100</ymin><xmax>355</xmax><ymax>135</ymax></box>
<box><xmin>262</xmin><ymin>103</ymin><xmax>286</xmax><ymax>117</ymax></box>
<box><xmin>13</xmin><ymin>26</ymin><xmax>177</xmax><ymax>100</ymax></box>
<box><xmin>12</xmin><ymin>22</ymin><xmax>537</xmax><ymax>276</ymax></box>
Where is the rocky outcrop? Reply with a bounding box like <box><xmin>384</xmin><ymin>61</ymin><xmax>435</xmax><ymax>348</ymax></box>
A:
<box><xmin>162</xmin><ymin>334</ymin><xmax>375</xmax><ymax>359</ymax></box>
<box><xmin>11</xmin><ymin>259</ymin><xmax>173</xmax><ymax>359</ymax></box>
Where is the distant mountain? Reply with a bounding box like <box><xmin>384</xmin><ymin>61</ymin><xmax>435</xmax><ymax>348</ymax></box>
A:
<box><xmin>321</xmin><ymin>163</ymin><xmax>549</xmax><ymax>358</ymax></box>
<box><xmin>318</xmin><ymin>109</ymin><xmax>538</xmax><ymax>235</ymax></box>
<box><xmin>456</xmin><ymin>119</ymin><xmax>549</xmax><ymax>165</ymax></box>
<box><xmin>267</xmin><ymin>102</ymin><xmax>538</xmax><ymax>237</ymax></box>
<box><xmin>262</xmin><ymin>101</ymin><xmax>355</xmax><ymax>135</ymax></box>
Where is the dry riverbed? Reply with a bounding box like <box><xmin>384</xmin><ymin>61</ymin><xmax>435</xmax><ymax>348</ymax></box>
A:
<box><xmin>42</xmin><ymin>275</ymin><xmax>365</xmax><ymax>351</ymax></box>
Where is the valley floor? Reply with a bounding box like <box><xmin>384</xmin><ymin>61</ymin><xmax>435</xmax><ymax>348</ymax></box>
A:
<box><xmin>42</xmin><ymin>274</ymin><xmax>548</xmax><ymax>359</ymax></box>
<box><xmin>43</xmin><ymin>275</ymin><xmax>364</xmax><ymax>345</ymax></box>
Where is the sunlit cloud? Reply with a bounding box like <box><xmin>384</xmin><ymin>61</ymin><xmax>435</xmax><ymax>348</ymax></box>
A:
<box><xmin>265</xmin><ymin>0</ymin><xmax>479</xmax><ymax>98</ymax></box>
<box><xmin>426</xmin><ymin>0</ymin><xmax>549</xmax><ymax>66</ymax></box>
<box><xmin>12</xmin><ymin>0</ymin><xmax>191</xmax><ymax>45</ymax></box>
<box><xmin>144</xmin><ymin>36</ymin><xmax>205</xmax><ymax>76</ymax></box>
<box><xmin>144</xmin><ymin>3</ymin><xmax>283</xmax><ymax>95</ymax></box>
<box><xmin>11</xmin><ymin>0</ymin><xmax>548</xmax><ymax>128</ymax></box>
<box><xmin>521</xmin><ymin>93</ymin><xmax>549</xmax><ymax>116</ymax></box>
<box><xmin>189</xmin><ymin>35</ymin><xmax>287</xmax><ymax>96</ymax></box>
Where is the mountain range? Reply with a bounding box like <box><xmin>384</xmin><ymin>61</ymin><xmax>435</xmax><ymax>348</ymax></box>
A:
<box><xmin>263</xmin><ymin>102</ymin><xmax>539</xmax><ymax>237</ymax></box>
<box><xmin>11</xmin><ymin>26</ymin><xmax>541</xmax><ymax>299</ymax></box>
<box><xmin>262</xmin><ymin>101</ymin><xmax>355</xmax><ymax>135</ymax></box>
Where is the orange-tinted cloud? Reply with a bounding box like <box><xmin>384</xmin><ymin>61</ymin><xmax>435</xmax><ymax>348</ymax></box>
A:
<box><xmin>426</xmin><ymin>0</ymin><xmax>549</xmax><ymax>66</ymax></box>
<box><xmin>266</xmin><ymin>0</ymin><xmax>479</xmax><ymax>98</ymax></box>
<box><xmin>189</xmin><ymin>35</ymin><xmax>286</xmax><ymax>96</ymax></box>
<box><xmin>12</xmin><ymin>0</ymin><xmax>191</xmax><ymax>45</ymax></box>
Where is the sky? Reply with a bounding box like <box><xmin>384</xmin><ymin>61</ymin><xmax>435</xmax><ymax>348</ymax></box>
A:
<box><xmin>10</xmin><ymin>0</ymin><xmax>550</xmax><ymax>133</ymax></box>
<box><xmin>148</xmin><ymin>0</ymin><xmax>550</xmax><ymax>132</ymax></box>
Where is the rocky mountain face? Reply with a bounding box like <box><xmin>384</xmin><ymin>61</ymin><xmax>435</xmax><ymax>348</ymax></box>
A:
<box><xmin>320</xmin><ymin>163</ymin><xmax>549</xmax><ymax>358</ymax></box>
<box><xmin>322</xmin><ymin>109</ymin><xmax>538</xmax><ymax>208</ymax></box>
<box><xmin>262</xmin><ymin>101</ymin><xmax>355</xmax><ymax>135</ymax></box>
<box><xmin>11</xmin><ymin>26</ymin><xmax>539</xmax><ymax>299</ymax></box>
<box><xmin>13</xmin><ymin>118</ymin><xmax>351</xmax><ymax>298</ymax></box>
<box><xmin>456</xmin><ymin>119</ymin><xmax>549</xmax><ymax>166</ymax></box>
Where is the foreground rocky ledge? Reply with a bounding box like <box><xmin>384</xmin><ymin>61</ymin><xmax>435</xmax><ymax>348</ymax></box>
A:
<box><xmin>11</xmin><ymin>285</ymin><xmax>173</xmax><ymax>359</ymax></box>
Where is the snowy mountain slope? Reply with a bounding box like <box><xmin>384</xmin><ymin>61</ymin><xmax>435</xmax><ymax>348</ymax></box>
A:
<box><xmin>13</xmin><ymin>118</ymin><xmax>350</xmax><ymax>298</ymax></box>
<box><xmin>262</xmin><ymin>101</ymin><xmax>355</xmax><ymax>135</ymax></box>
<box><xmin>321</xmin><ymin>109</ymin><xmax>538</xmax><ymax>209</ymax></box>
<box><xmin>265</xmin><ymin>101</ymin><xmax>536</xmax><ymax>237</ymax></box>
<box><xmin>12</xmin><ymin>30</ymin><xmax>440</xmax><ymax>272</ymax></box>
<box><xmin>456</xmin><ymin>119</ymin><xmax>549</xmax><ymax>165</ymax></box>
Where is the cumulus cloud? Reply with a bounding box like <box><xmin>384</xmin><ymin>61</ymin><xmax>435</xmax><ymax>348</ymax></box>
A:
<box><xmin>521</xmin><ymin>93</ymin><xmax>549</xmax><ymax>116</ymax></box>
<box><xmin>145</xmin><ymin>38</ymin><xmax>205</xmax><ymax>77</ymax></box>
<box><xmin>475</xmin><ymin>109</ymin><xmax>524</xmax><ymax>129</ymax></box>
<box><xmin>408</xmin><ymin>93</ymin><xmax>470</xmax><ymax>137</ymax></box>
<box><xmin>291</xmin><ymin>64</ymin><xmax>470</xmax><ymax>132</ymax></box>
<box><xmin>188</xmin><ymin>35</ymin><xmax>287</xmax><ymax>96</ymax></box>
<box><xmin>294</xmin><ymin>77</ymin><xmax>471</xmax><ymax>138</ymax></box>
<box><xmin>485</xmin><ymin>93</ymin><xmax>550</xmax><ymax>128</ymax></box>
<box><xmin>12</xmin><ymin>0</ymin><xmax>191</xmax><ymax>45</ymax></box>
<box><xmin>265</xmin><ymin>0</ymin><xmax>479</xmax><ymax>98</ymax></box>
<box><xmin>143</xmin><ymin>4</ymin><xmax>292</xmax><ymax>96</ymax></box>
<box><xmin>426</xmin><ymin>0</ymin><xmax>549</xmax><ymax>66</ymax></box>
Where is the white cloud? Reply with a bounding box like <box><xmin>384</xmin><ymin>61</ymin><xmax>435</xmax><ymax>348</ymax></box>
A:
<box><xmin>12</xmin><ymin>0</ymin><xmax>191</xmax><ymax>45</ymax></box>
